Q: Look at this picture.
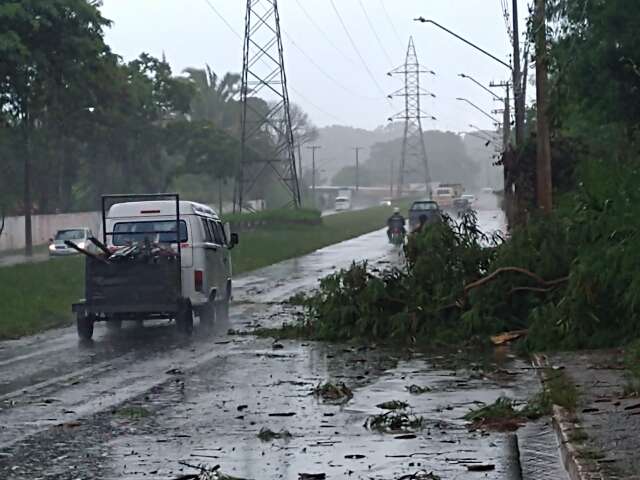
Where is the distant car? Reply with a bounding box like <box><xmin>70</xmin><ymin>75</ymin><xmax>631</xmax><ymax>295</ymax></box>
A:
<box><xmin>461</xmin><ymin>194</ymin><xmax>476</xmax><ymax>205</ymax></box>
<box><xmin>335</xmin><ymin>196</ymin><xmax>352</xmax><ymax>211</ymax></box>
<box><xmin>49</xmin><ymin>228</ymin><xmax>93</xmax><ymax>256</ymax></box>
<box><xmin>379</xmin><ymin>198</ymin><xmax>392</xmax><ymax>207</ymax></box>
<box><xmin>481</xmin><ymin>187</ymin><xmax>494</xmax><ymax>194</ymax></box>
<box><xmin>408</xmin><ymin>200</ymin><xmax>441</xmax><ymax>232</ymax></box>
<box><xmin>453</xmin><ymin>198</ymin><xmax>472</xmax><ymax>214</ymax></box>
<box><xmin>433</xmin><ymin>187</ymin><xmax>455</xmax><ymax>208</ymax></box>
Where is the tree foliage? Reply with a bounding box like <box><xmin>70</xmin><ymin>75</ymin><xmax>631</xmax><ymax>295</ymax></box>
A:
<box><xmin>0</xmin><ymin>1</ymin><xmax>317</xmax><ymax>214</ymax></box>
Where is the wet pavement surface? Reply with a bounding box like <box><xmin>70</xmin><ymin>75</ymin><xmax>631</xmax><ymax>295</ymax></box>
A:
<box><xmin>0</xmin><ymin>210</ymin><xmax>567</xmax><ymax>479</ymax></box>
<box><xmin>546</xmin><ymin>350</ymin><xmax>640</xmax><ymax>479</ymax></box>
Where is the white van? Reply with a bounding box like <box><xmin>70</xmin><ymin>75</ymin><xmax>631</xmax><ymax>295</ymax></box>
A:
<box><xmin>73</xmin><ymin>197</ymin><xmax>238</xmax><ymax>339</ymax></box>
<box><xmin>106</xmin><ymin>200</ymin><xmax>235</xmax><ymax>318</ymax></box>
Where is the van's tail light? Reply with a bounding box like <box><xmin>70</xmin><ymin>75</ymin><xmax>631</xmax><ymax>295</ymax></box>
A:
<box><xmin>194</xmin><ymin>270</ymin><xmax>204</xmax><ymax>292</ymax></box>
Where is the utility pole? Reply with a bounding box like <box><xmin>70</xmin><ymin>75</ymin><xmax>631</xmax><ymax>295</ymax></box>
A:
<box><xmin>351</xmin><ymin>147</ymin><xmax>363</xmax><ymax>192</ymax></box>
<box><xmin>307</xmin><ymin>145</ymin><xmax>321</xmax><ymax>207</ymax></box>
<box><xmin>535</xmin><ymin>0</ymin><xmax>552</xmax><ymax>212</ymax></box>
<box><xmin>388</xmin><ymin>37</ymin><xmax>434</xmax><ymax>198</ymax></box>
<box><xmin>236</xmin><ymin>0</ymin><xmax>301</xmax><ymax>212</ymax></box>
<box><xmin>512</xmin><ymin>0</ymin><xmax>525</xmax><ymax>146</ymax></box>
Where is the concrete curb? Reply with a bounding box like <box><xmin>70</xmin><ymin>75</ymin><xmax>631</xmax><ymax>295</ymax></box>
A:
<box><xmin>531</xmin><ymin>353</ymin><xmax>605</xmax><ymax>480</ymax></box>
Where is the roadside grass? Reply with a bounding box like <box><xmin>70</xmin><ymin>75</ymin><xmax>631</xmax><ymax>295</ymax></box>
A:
<box><xmin>0</xmin><ymin>204</ymin><xmax>399</xmax><ymax>339</ymax></box>
<box><xmin>0</xmin><ymin>256</ymin><xmax>84</xmax><ymax>339</ymax></box>
<box><xmin>544</xmin><ymin>368</ymin><xmax>578</xmax><ymax>411</ymax></box>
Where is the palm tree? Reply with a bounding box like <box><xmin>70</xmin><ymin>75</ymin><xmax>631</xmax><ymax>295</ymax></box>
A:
<box><xmin>183</xmin><ymin>66</ymin><xmax>241</xmax><ymax>131</ymax></box>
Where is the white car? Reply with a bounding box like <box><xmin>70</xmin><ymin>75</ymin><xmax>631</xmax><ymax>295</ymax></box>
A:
<box><xmin>49</xmin><ymin>228</ymin><xmax>93</xmax><ymax>256</ymax></box>
<box><xmin>461</xmin><ymin>194</ymin><xmax>476</xmax><ymax>206</ymax></box>
<box><xmin>335</xmin><ymin>196</ymin><xmax>352</xmax><ymax>211</ymax></box>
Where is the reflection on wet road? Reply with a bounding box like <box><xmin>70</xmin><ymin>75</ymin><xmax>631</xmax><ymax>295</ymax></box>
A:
<box><xmin>0</xmin><ymin>211</ymin><xmax>566</xmax><ymax>479</ymax></box>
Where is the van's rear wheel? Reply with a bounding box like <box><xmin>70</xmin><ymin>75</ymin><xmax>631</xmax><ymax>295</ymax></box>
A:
<box><xmin>77</xmin><ymin>313</ymin><xmax>95</xmax><ymax>341</ymax></box>
<box><xmin>176</xmin><ymin>299</ymin><xmax>193</xmax><ymax>335</ymax></box>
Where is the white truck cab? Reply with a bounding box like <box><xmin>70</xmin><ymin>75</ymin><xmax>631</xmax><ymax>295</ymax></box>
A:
<box><xmin>105</xmin><ymin>200</ymin><xmax>234</xmax><ymax>317</ymax></box>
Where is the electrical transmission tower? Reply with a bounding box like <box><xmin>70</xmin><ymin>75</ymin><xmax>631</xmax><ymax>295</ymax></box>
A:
<box><xmin>388</xmin><ymin>36</ymin><xmax>435</xmax><ymax>197</ymax></box>
<box><xmin>236</xmin><ymin>0</ymin><xmax>301</xmax><ymax>212</ymax></box>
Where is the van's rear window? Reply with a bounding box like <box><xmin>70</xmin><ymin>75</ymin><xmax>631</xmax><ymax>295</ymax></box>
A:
<box><xmin>112</xmin><ymin>220</ymin><xmax>187</xmax><ymax>245</ymax></box>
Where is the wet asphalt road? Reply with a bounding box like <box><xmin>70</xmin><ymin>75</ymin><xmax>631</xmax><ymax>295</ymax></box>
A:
<box><xmin>0</xmin><ymin>210</ymin><xmax>566</xmax><ymax>479</ymax></box>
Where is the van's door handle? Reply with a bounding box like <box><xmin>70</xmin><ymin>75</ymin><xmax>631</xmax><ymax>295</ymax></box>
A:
<box><xmin>205</xmin><ymin>244</ymin><xmax>218</xmax><ymax>251</ymax></box>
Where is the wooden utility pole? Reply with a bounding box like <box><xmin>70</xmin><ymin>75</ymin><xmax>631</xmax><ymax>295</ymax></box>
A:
<box><xmin>535</xmin><ymin>0</ymin><xmax>552</xmax><ymax>212</ymax></box>
<box><xmin>512</xmin><ymin>0</ymin><xmax>524</xmax><ymax>146</ymax></box>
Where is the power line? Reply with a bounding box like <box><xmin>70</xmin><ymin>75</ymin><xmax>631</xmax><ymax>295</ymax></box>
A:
<box><xmin>379</xmin><ymin>0</ymin><xmax>403</xmax><ymax>50</ymax></box>
<box><xmin>200</xmin><ymin>0</ymin><xmax>345</xmax><ymax>124</ymax></box>
<box><xmin>202</xmin><ymin>0</ymin><xmax>241</xmax><ymax>39</ymax></box>
<box><xmin>294</xmin><ymin>0</ymin><xmax>357</xmax><ymax>67</ymax></box>
<box><xmin>357</xmin><ymin>0</ymin><xmax>394</xmax><ymax>67</ymax></box>
<box><xmin>283</xmin><ymin>32</ymin><xmax>381</xmax><ymax>101</ymax></box>
<box><xmin>328</xmin><ymin>0</ymin><xmax>391</xmax><ymax>108</ymax></box>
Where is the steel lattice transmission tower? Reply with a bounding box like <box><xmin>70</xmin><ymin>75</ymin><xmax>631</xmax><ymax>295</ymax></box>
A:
<box><xmin>236</xmin><ymin>0</ymin><xmax>301</xmax><ymax>211</ymax></box>
<box><xmin>388</xmin><ymin>36</ymin><xmax>435</xmax><ymax>197</ymax></box>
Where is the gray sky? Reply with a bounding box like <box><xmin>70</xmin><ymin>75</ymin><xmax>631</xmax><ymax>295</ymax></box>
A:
<box><xmin>100</xmin><ymin>1</ymin><xmax>530</xmax><ymax>133</ymax></box>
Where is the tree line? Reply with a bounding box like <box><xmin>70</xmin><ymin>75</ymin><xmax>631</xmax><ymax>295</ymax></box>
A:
<box><xmin>0</xmin><ymin>0</ymin><xmax>317</xmax><ymax>221</ymax></box>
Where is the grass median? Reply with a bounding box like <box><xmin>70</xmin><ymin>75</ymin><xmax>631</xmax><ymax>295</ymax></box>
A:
<box><xmin>0</xmin><ymin>203</ymin><xmax>406</xmax><ymax>339</ymax></box>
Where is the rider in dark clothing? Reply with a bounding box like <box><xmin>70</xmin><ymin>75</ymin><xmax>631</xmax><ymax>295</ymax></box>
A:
<box><xmin>387</xmin><ymin>208</ymin><xmax>406</xmax><ymax>241</ymax></box>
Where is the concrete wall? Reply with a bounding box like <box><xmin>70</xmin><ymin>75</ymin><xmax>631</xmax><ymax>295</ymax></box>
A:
<box><xmin>0</xmin><ymin>211</ymin><xmax>101</xmax><ymax>252</ymax></box>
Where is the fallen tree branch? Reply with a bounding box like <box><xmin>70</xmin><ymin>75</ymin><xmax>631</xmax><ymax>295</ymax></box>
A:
<box><xmin>464</xmin><ymin>267</ymin><xmax>549</xmax><ymax>294</ymax></box>
<box><xmin>464</xmin><ymin>267</ymin><xmax>569</xmax><ymax>295</ymax></box>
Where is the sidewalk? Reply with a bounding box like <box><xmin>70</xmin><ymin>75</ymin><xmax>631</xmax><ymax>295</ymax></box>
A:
<box><xmin>539</xmin><ymin>350</ymin><xmax>640</xmax><ymax>480</ymax></box>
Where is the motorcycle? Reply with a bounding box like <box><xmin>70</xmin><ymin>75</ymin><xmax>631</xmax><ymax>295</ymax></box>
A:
<box><xmin>389</xmin><ymin>227</ymin><xmax>405</xmax><ymax>246</ymax></box>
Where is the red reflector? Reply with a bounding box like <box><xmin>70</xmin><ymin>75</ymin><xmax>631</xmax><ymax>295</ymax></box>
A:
<box><xmin>180</xmin><ymin>243</ymin><xmax>190</xmax><ymax>248</ymax></box>
<box><xmin>194</xmin><ymin>270</ymin><xmax>204</xmax><ymax>292</ymax></box>
<box><xmin>140</xmin><ymin>209</ymin><xmax>161</xmax><ymax>214</ymax></box>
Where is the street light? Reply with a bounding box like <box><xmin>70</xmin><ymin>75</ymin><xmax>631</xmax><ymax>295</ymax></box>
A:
<box><xmin>458</xmin><ymin>74</ymin><xmax>503</xmax><ymax>101</ymax></box>
<box><xmin>456</xmin><ymin>98</ymin><xmax>500</xmax><ymax>125</ymax></box>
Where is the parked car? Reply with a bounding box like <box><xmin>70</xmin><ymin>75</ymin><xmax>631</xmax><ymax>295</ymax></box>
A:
<box><xmin>49</xmin><ymin>228</ymin><xmax>93</xmax><ymax>256</ymax></box>
<box><xmin>72</xmin><ymin>194</ymin><xmax>238</xmax><ymax>340</ymax></box>
<box><xmin>408</xmin><ymin>200</ymin><xmax>441</xmax><ymax>232</ymax></box>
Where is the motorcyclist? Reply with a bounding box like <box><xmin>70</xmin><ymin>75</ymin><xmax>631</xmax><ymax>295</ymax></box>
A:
<box><xmin>387</xmin><ymin>207</ymin><xmax>406</xmax><ymax>241</ymax></box>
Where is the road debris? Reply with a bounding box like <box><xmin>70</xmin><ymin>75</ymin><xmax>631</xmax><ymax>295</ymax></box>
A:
<box><xmin>396</xmin><ymin>472</ymin><xmax>441</xmax><ymax>480</ymax></box>
<box><xmin>257</xmin><ymin>427</ymin><xmax>292</xmax><ymax>441</ymax></box>
<box><xmin>377</xmin><ymin>400</ymin><xmax>409</xmax><ymax>410</ymax></box>
<box><xmin>406</xmin><ymin>384</ymin><xmax>431</xmax><ymax>394</ymax></box>
<box><xmin>364</xmin><ymin>410</ymin><xmax>425</xmax><ymax>433</ymax></box>
<box><xmin>298</xmin><ymin>473</ymin><xmax>326</xmax><ymax>480</ymax></box>
<box><xmin>313</xmin><ymin>381</ymin><xmax>353</xmax><ymax>403</ymax></box>
<box><xmin>490</xmin><ymin>330</ymin><xmax>528</xmax><ymax>345</ymax></box>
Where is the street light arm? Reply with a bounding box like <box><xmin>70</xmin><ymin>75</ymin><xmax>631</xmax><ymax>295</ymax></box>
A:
<box><xmin>458</xmin><ymin>73</ymin><xmax>503</xmax><ymax>101</ymax></box>
<box><xmin>456</xmin><ymin>98</ymin><xmax>500</xmax><ymax>124</ymax></box>
<box><xmin>415</xmin><ymin>18</ymin><xmax>512</xmax><ymax>71</ymax></box>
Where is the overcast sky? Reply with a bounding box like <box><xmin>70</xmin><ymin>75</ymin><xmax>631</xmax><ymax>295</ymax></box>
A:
<box><xmin>100</xmin><ymin>0</ymin><xmax>530</xmax><ymax>133</ymax></box>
